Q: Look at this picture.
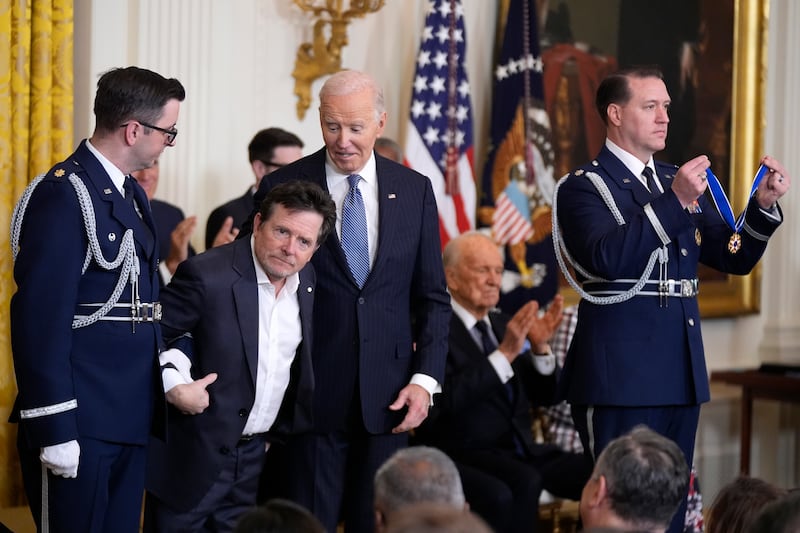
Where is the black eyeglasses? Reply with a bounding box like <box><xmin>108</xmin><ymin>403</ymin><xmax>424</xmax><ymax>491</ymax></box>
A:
<box><xmin>121</xmin><ymin>121</ymin><xmax>178</xmax><ymax>145</ymax></box>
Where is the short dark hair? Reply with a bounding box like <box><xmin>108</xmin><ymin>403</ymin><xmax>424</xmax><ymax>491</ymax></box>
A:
<box><xmin>595</xmin><ymin>66</ymin><xmax>663</xmax><ymax>125</ymax></box>
<box><xmin>234</xmin><ymin>498</ymin><xmax>324</xmax><ymax>533</ymax></box>
<box><xmin>748</xmin><ymin>490</ymin><xmax>800</xmax><ymax>533</ymax></box>
<box><xmin>707</xmin><ymin>476</ymin><xmax>787</xmax><ymax>533</ymax></box>
<box><xmin>257</xmin><ymin>180</ymin><xmax>336</xmax><ymax>245</ymax></box>
<box><xmin>248</xmin><ymin>128</ymin><xmax>304</xmax><ymax>164</ymax></box>
<box><xmin>593</xmin><ymin>425</ymin><xmax>689</xmax><ymax>531</ymax></box>
<box><xmin>93</xmin><ymin>66</ymin><xmax>185</xmax><ymax>132</ymax></box>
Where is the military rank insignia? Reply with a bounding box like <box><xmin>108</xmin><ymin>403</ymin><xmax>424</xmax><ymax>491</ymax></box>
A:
<box><xmin>728</xmin><ymin>233</ymin><xmax>742</xmax><ymax>254</ymax></box>
<box><xmin>54</xmin><ymin>169</ymin><xmax>65</xmax><ymax>178</ymax></box>
<box><xmin>695</xmin><ymin>229</ymin><xmax>702</xmax><ymax>246</ymax></box>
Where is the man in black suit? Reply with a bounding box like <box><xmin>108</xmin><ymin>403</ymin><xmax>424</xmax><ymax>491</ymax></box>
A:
<box><xmin>414</xmin><ymin>232</ymin><xmax>591</xmax><ymax>533</ymax></box>
<box><xmin>205</xmin><ymin>127</ymin><xmax>304</xmax><ymax>249</ymax></box>
<box><xmin>143</xmin><ymin>181</ymin><xmax>337</xmax><ymax>531</ymax></box>
<box><xmin>132</xmin><ymin>159</ymin><xmax>196</xmax><ymax>285</ymax></box>
<box><xmin>251</xmin><ymin>70</ymin><xmax>451</xmax><ymax>533</ymax></box>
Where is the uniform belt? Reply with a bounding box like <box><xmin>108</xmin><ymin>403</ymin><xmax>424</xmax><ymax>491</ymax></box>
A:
<box><xmin>584</xmin><ymin>278</ymin><xmax>699</xmax><ymax>298</ymax></box>
<box><xmin>74</xmin><ymin>302</ymin><xmax>162</xmax><ymax>322</ymax></box>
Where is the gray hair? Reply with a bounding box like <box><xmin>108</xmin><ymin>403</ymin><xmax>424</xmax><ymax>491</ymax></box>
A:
<box><xmin>374</xmin><ymin>446</ymin><xmax>465</xmax><ymax>515</ymax></box>
<box><xmin>319</xmin><ymin>70</ymin><xmax>385</xmax><ymax>121</ymax></box>
<box><xmin>593</xmin><ymin>425</ymin><xmax>689</xmax><ymax>531</ymax></box>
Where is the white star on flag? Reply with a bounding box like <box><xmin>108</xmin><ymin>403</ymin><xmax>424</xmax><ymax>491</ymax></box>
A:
<box><xmin>405</xmin><ymin>0</ymin><xmax>476</xmax><ymax>247</ymax></box>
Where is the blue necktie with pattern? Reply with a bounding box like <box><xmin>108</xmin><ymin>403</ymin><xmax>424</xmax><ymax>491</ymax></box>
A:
<box><xmin>341</xmin><ymin>174</ymin><xmax>370</xmax><ymax>287</ymax></box>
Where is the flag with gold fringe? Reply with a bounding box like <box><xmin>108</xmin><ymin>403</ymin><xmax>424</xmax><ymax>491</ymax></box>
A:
<box><xmin>478</xmin><ymin>0</ymin><xmax>558</xmax><ymax>312</ymax></box>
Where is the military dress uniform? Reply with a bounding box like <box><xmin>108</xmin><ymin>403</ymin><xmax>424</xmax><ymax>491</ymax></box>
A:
<box><xmin>10</xmin><ymin>140</ymin><xmax>162</xmax><ymax>533</ymax></box>
<box><xmin>554</xmin><ymin>145</ymin><xmax>781</xmax><ymax>533</ymax></box>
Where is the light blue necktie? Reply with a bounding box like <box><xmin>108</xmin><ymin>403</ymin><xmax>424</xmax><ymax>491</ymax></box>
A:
<box><xmin>341</xmin><ymin>174</ymin><xmax>370</xmax><ymax>287</ymax></box>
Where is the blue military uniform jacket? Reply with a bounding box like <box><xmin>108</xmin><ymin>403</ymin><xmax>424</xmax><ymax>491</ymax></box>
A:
<box><xmin>555</xmin><ymin>146</ymin><xmax>780</xmax><ymax>407</ymax></box>
<box><xmin>10</xmin><ymin>141</ymin><xmax>162</xmax><ymax>448</ymax></box>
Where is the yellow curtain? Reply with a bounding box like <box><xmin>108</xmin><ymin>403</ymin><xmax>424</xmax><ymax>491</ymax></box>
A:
<box><xmin>0</xmin><ymin>0</ymin><xmax>73</xmax><ymax>507</ymax></box>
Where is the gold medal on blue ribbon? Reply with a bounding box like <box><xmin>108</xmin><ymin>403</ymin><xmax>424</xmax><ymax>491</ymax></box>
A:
<box><xmin>727</xmin><ymin>233</ymin><xmax>741</xmax><ymax>254</ymax></box>
<box><xmin>705</xmin><ymin>165</ymin><xmax>768</xmax><ymax>255</ymax></box>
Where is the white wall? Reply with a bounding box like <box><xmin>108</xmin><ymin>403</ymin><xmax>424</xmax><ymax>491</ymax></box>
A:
<box><xmin>73</xmin><ymin>0</ymin><xmax>800</xmax><ymax>503</ymax></box>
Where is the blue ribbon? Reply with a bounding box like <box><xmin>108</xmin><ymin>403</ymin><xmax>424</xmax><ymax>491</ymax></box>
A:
<box><xmin>704</xmin><ymin>164</ymin><xmax>768</xmax><ymax>232</ymax></box>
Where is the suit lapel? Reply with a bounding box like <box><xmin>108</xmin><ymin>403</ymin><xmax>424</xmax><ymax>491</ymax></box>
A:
<box><xmin>231</xmin><ymin>239</ymin><xmax>260</xmax><ymax>386</ymax></box>
<box><xmin>371</xmin><ymin>157</ymin><xmax>401</xmax><ymax>277</ymax></box>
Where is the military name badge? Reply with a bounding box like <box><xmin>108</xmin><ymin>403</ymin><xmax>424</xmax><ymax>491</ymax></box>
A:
<box><xmin>728</xmin><ymin>233</ymin><xmax>742</xmax><ymax>254</ymax></box>
<box><xmin>695</xmin><ymin>229</ymin><xmax>702</xmax><ymax>246</ymax></box>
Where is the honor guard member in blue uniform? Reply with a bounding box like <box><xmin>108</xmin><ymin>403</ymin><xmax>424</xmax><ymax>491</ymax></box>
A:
<box><xmin>10</xmin><ymin>66</ymin><xmax>185</xmax><ymax>533</ymax></box>
<box><xmin>553</xmin><ymin>67</ymin><xmax>791</xmax><ymax>533</ymax></box>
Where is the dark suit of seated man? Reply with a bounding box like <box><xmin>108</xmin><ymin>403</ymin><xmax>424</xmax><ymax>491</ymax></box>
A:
<box><xmin>414</xmin><ymin>232</ymin><xmax>592</xmax><ymax>533</ymax></box>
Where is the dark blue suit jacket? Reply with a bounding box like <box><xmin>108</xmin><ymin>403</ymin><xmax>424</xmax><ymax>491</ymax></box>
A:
<box><xmin>556</xmin><ymin>147</ymin><xmax>780</xmax><ymax>407</ymax></box>
<box><xmin>150</xmin><ymin>198</ymin><xmax>196</xmax><ymax>265</ymax></box>
<box><xmin>205</xmin><ymin>188</ymin><xmax>252</xmax><ymax>250</ymax></box>
<box><xmin>146</xmin><ymin>237</ymin><xmax>316</xmax><ymax>511</ymax></box>
<box><xmin>415</xmin><ymin>312</ymin><xmax>558</xmax><ymax>455</ymax></box>
<box><xmin>11</xmin><ymin>140</ymin><xmax>161</xmax><ymax>448</ymax></box>
<box><xmin>257</xmin><ymin>148</ymin><xmax>451</xmax><ymax>434</ymax></box>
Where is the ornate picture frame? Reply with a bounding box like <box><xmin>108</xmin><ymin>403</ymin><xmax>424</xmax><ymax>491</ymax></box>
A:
<box><xmin>546</xmin><ymin>0</ymin><xmax>768</xmax><ymax>317</ymax></box>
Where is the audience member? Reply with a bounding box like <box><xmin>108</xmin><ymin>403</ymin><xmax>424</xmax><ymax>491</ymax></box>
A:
<box><xmin>554</xmin><ymin>66</ymin><xmax>790</xmax><ymax>533</ymax></box>
<box><xmin>234</xmin><ymin>499</ymin><xmax>325</xmax><ymax>533</ymax></box>
<box><xmin>10</xmin><ymin>65</ymin><xmax>184</xmax><ymax>532</ymax></box>
<box><xmin>143</xmin><ymin>181</ymin><xmax>336</xmax><ymax>531</ymax></box>
<box><xmin>384</xmin><ymin>503</ymin><xmax>493</xmax><ymax>533</ymax></box>
<box><xmin>579</xmin><ymin>426</ymin><xmax>689</xmax><ymax>533</ymax></box>
<box><xmin>205</xmin><ymin>127</ymin><xmax>304</xmax><ymax>249</ymax></box>
<box><xmin>749</xmin><ymin>490</ymin><xmax>800</xmax><ymax>533</ymax></box>
<box><xmin>374</xmin><ymin>446</ymin><xmax>466</xmax><ymax>532</ymax></box>
<box><xmin>132</xmin><ymin>159</ymin><xmax>197</xmax><ymax>285</ymax></box>
<box><xmin>375</xmin><ymin>137</ymin><xmax>404</xmax><ymax>164</ymax></box>
<box><xmin>707</xmin><ymin>476</ymin><xmax>787</xmax><ymax>533</ymax></box>
<box><xmin>250</xmin><ymin>69</ymin><xmax>450</xmax><ymax>533</ymax></box>
<box><xmin>414</xmin><ymin>231</ymin><xmax>592</xmax><ymax>533</ymax></box>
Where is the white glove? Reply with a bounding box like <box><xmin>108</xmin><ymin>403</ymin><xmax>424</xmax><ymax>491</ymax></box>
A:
<box><xmin>40</xmin><ymin>440</ymin><xmax>80</xmax><ymax>478</ymax></box>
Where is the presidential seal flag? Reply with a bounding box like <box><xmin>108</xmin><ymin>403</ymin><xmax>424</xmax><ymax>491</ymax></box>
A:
<box><xmin>478</xmin><ymin>0</ymin><xmax>558</xmax><ymax>312</ymax></box>
<box><xmin>405</xmin><ymin>0</ymin><xmax>476</xmax><ymax>247</ymax></box>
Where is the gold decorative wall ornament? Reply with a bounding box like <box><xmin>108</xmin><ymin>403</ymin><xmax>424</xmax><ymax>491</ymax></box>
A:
<box><xmin>292</xmin><ymin>0</ymin><xmax>385</xmax><ymax>119</ymax></box>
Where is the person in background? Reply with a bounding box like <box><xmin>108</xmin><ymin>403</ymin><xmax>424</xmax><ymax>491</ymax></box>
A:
<box><xmin>384</xmin><ymin>503</ymin><xmax>493</xmax><ymax>533</ymax></box>
<box><xmin>10</xmin><ymin>65</ymin><xmax>184</xmax><ymax>533</ymax></box>
<box><xmin>144</xmin><ymin>181</ymin><xmax>336</xmax><ymax>531</ymax></box>
<box><xmin>234</xmin><ymin>499</ymin><xmax>325</xmax><ymax>533</ymax></box>
<box><xmin>374</xmin><ymin>137</ymin><xmax>404</xmax><ymax>164</ymax></box>
<box><xmin>579</xmin><ymin>426</ymin><xmax>689</xmax><ymax>533</ymax></box>
<box><xmin>373</xmin><ymin>446</ymin><xmax>466</xmax><ymax>533</ymax></box>
<box><xmin>251</xmin><ymin>69</ymin><xmax>450</xmax><ymax>533</ymax></box>
<box><xmin>706</xmin><ymin>476</ymin><xmax>787</xmax><ymax>533</ymax></box>
<box><xmin>205</xmin><ymin>127</ymin><xmax>304</xmax><ymax>249</ymax></box>
<box><xmin>554</xmin><ymin>66</ymin><xmax>791</xmax><ymax>533</ymax></box>
<box><xmin>414</xmin><ymin>231</ymin><xmax>591</xmax><ymax>533</ymax></box>
<box><xmin>748</xmin><ymin>490</ymin><xmax>800</xmax><ymax>533</ymax></box>
<box><xmin>132</xmin><ymin>159</ymin><xmax>196</xmax><ymax>285</ymax></box>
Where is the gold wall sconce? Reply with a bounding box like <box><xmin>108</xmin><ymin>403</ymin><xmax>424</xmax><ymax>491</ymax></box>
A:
<box><xmin>292</xmin><ymin>0</ymin><xmax>385</xmax><ymax>119</ymax></box>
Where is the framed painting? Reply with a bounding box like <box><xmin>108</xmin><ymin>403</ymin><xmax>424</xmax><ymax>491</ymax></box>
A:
<box><xmin>542</xmin><ymin>0</ymin><xmax>768</xmax><ymax>317</ymax></box>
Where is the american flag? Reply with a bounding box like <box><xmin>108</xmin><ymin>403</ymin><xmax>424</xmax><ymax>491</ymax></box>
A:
<box><xmin>493</xmin><ymin>181</ymin><xmax>534</xmax><ymax>244</ymax></box>
<box><xmin>404</xmin><ymin>0</ymin><xmax>475</xmax><ymax>247</ymax></box>
<box><xmin>480</xmin><ymin>0</ymin><xmax>558</xmax><ymax>312</ymax></box>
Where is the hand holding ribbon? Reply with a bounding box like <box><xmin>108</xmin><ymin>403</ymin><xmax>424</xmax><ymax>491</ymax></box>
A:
<box><xmin>754</xmin><ymin>155</ymin><xmax>791</xmax><ymax>210</ymax></box>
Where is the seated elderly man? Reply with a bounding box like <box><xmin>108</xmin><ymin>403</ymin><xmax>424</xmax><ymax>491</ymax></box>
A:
<box><xmin>413</xmin><ymin>231</ymin><xmax>592</xmax><ymax>533</ymax></box>
<box><xmin>580</xmin><ymin>426</ymin><xmax>689</xmax><ymax>533</ymax></box>
<box><xmin>373</xmin><ymin>445</ymin><xmax>466</xmax><ymax>533</ymax></box>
